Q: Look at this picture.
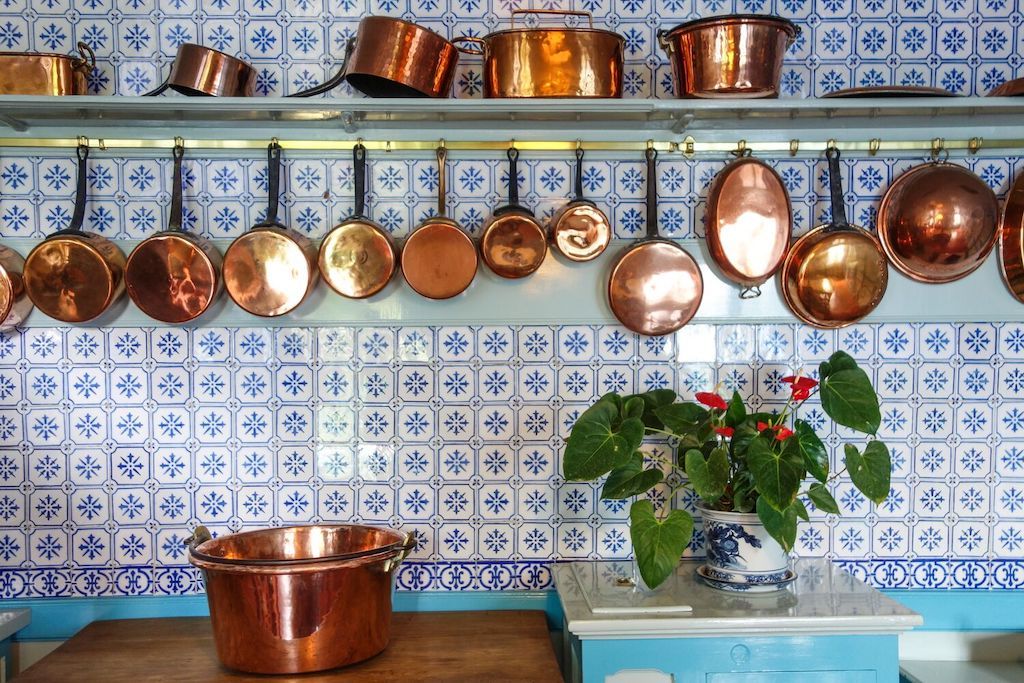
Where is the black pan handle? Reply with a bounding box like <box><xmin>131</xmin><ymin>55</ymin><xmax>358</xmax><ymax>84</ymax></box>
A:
<box><xmin>353</xmin><ymin>142</ymin><xmax>367</xmax><ymax>218</ymax></box>
<box><xmin>645</xmin><ymin>145</ymin><xmax>658</xmax><ymax>240</ymax></box>
<box><xmin>168</xmin><ymin>141</ymin><xmax>184</xmax><ymax>232</ymax></box>
<box><xmin>288</xmin><ymin>37</ymin><xmax>354</xmax><ymax>98</ymax></box>
<box><xmin>825</xmin><ymin>145</ymin><xmax>850</xmax><ymax>231</ymax></box>
<box><xmin>507</xmin><ymin>145</ymin><xmax>520</xmax><ymax>207</ymax></box>
<box><xmin>67</xmin><ymin>143</ymin><xmax>89</xmax><ymax>232</ymax></box>
<box><xmin>573</xmin><ymin>144</ymin><xmax>585</xmax><ymax>201</ymax></box>
<box><xmin>257</xmin><ymin>140</ymin><xmax>283</xmax><ymax>228</ymax></box>
<box><xmin>142</xmin><ymin>71</ymin><xmax>170</xmax><ymax>96</ymax></box>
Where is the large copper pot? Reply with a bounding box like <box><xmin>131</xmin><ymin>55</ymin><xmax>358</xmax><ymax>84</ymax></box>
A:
<box><xmin>186</xmin><ymin>524</ymin><xmax>414</xmax><ymax>675</ymax></box>
<box><xmin>341</xmin><ymin>16</ymin><xmax>459</xmax><ymax>97</ymax></box>
<box><xmin>876</xmin><ymin>160</ymin><xmax>998</xmax><ymax>284</ymax></box>
<box><xmin>454</xmin><ymin>10</ymin><xmax>624</xmax><ymax>98</ymax></box>
<box><xmin>658</xmin><ymin>15</ymin><xmax>799</xmax><ymax>98</ymax></box>
<box><xmin>0</xmin><ymin>42</ymin><xmax>94</xmax><ymax>95</ymax></box>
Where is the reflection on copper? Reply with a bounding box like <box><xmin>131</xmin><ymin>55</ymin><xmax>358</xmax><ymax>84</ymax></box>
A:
<box><xmin>481</xmin><ymin>212</ymin><xmax>548</xmax><ymax>278</ymax></box>
<box><xmin>223</xmin><ymin>229</ymin><xmax>316</xmax><ymax>317</ymax></box>
<box><xmin>0</xmin><ymin>245</ymin><xmax>30</xmax><ymax>329</ymax></box>
<box><xmin>319</xmin><ymin>221</ymin><xmax>397</xmax><ymax>299</ymax></box>
<box><xmin>551</xmin><ymin>202</ymin><xmax>611</xmax><ymax>261</ymax></box>
<box><xmin>156</xmin><ymin>43</ymin><xmax>256</xmax><ymax>96</ymax></box>
<box><xmin>1000</xmin><ymin>171</ymin><xmax>1024</xmax><ymax>303</ymax></box>
<box><xmin>345</xmin><ymin>16</ymin><xmax>460</xmax><ymax>97</ymax></box>
<box><xmin>24</xmin><ymin>234</ymin><xmax>125</xmax><ymax>323</ymax></box>
<box><xmin>608</xmin><ymin>241</ymin><xmax>702</xmax><ymax>336</ymax></box>
<box><xmin>402</xmin><ymin>220</ymin><xmax>478</xmax><ymax>299</ymax></box>
<box><xmin>877</xmin><ymin>162</ymin><xmax>998</xmax><ymax>283</ymax></box>
<box><xmin>0</xmin><ymin>42</ymin><xmax>93</xmax><ymax>95</ymax></box>
<box><xmin>126</xmin><ymin>234</ymin><xmax>221</xmax><ymax>323</ymax></box>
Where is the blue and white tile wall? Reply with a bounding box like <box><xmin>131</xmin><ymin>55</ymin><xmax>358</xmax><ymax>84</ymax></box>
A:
<box><xmin>1</xmin><ymin>0</ymin><xmax>1019</xmax><ymax>97</ymax></box>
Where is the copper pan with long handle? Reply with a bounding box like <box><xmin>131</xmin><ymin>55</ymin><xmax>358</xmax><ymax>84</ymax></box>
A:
<box><xmin>549</xmin><ymin>144</ymin><xmax>611</xmax><ymax>262</ymax></box>
<box><xmin>480</xmin><ymin>146</ymin><xmax>547</xmax><ymax>279</ymax></box>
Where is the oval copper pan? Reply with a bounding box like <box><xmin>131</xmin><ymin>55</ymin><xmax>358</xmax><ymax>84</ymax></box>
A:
<box><xmin>608</xmin><ymin>146</ymin><xmax>702</xmax><ymax>336</ymax></box>
<box><xmin>877</xmin><ymin>161</ymin><xmax>998</xmax><ymax>284</ymax></box>
<box><xmin>480</xmin><ymin>147</ymin><xmax>547</xmax><ymax>279</ymax></box>
<box><xmin>550</xmin><ymin>146</ymin><xmax>611</xmax><ymax>262</ymax></box>
<box><xmin>705</xmin><ymin>154</ymin><xmax>791</xmax><ymax>296</ymax></box>
<box><xmin>1000</xmin><ymin>171</ymin><xmax>1024</xmax><ymax>302</ymax></box>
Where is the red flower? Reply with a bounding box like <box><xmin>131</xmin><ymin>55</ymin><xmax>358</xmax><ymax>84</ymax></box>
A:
<box><xmin>774</xmin><ymin>427</ymin><xmax>794</xmax><ymax>441</ymax></box>
<box><xmin>714</xmin><ymin>426</ymin><xmax>735</xmax><ymax>438</ymax></box>
<box><xmin>695</xmin><ymin>392</ymin><xmax>727</xmax><ymax>410</ymax></box>
<box><xmin>757</xmin><ymin>421</ymin><xmax>772</xmax><ymax>432</ymax></box>
<box><xmin>782</xmin><ymin>375</ymin><xmax>818</xmax><ymax>398</ymax></box>
<box><xmin>792</xmin><ymin>387</ymin><xmax>811</xmax><ymax>401</ymax></box>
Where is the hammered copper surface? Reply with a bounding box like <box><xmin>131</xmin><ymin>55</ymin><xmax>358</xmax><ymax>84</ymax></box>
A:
<box><xmin>1000</xmin><ymin>172</ymin><xmax>1024</xmax><ymax>303</ymax></box>
<box><xmin>877</xmin><ymin>162</ymin><xmax>998</xmax><ymax>284</ymax></box>
<box><xmin>25</xmin><ymin>235</ymin><xmax>125</xmax><ymax>323</ymax></box>
<box><xmin>148</xmin><ymin>43</ymin><xmax>256</xmax><ymax>96</ymax></box>
<box><xmin>0</xmin><ymin>245</ymin><xmax>30</xmax><ymax>330</ymax></box>
<box><xmin>126</xmin><ymin>234</ymin><xmax>221</xmax><ymax>323</ymax></box>
<box><xmin>345</xmin><ymin>16</ymin><xmax>459</xmax><ymax>97</ymax></box>
<box><xmin>402</xmin><ymin>220</ymin><xmax>478</xmax><ymax>299</ymax></box>
<box><xmin>320</xmin><ymin>221</ymin><xmax>396</xmax><ymax>298</ymax></box>
<box><xmin>0</xmin><ymin>42</ymin><xmax>93</xmax><ymax>95</ymax></box>
<box><xmin>223</xmin><ymin>229</ymin><xmax>315</xmax><ymax>317</ymax></box>
<box><xmin>187</xmin><ymin>524</ymin><xmax>412</xmax><ymax>675</ymax></box>
<box><xmin>706</xmin><ymin>156</ymin><xmax>791</xmax><ymax>294</ymax></box>
<box><xmin>608</xmin><ymin>242</ymin><xmax>703</xmax><ymax>336</ymax></box>
<box><xmin>658</xmin><ymin>15</ymin><xmax>798</xmax><ymax>98</ymax></box>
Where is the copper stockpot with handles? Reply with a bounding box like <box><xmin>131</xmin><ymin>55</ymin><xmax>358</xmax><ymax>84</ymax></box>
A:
<box><xmin>454</xmin><ymin>9</ymin><xmax>624</xmax><ymax>98</ymax></box>
<box><xmin>24</xmin><ymin>144</ymin><xmax>127</xmax><ymax>323</ymax></box>
<box><xmin>0</xmin><ymin>42</ymin><xmax>94</xmax><ymax>95</ymax></box>
<box><xmin>186</xmin><ymin>523</ymin><xmax>415</xmax><ymax>674</ymax></box>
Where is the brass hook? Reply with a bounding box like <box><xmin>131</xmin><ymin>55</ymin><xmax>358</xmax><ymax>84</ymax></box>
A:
<box><xmin>385</xmin><ymin>139</ymin><xmax>392</xmax><ymax>153</ymax></box>
<box><xmin>969</xmin><ymin>136</ymin><xmax>983</xmax><ymax>155</ymax></box>
<box><xmin>930</xmin><ymin>137</ymin><xmax>946</xmax><ymax>161</ymax></box>
<box><xmin>173</xmin><ymin>136</ymin><xmax>184</xmax><ymax>149</ymax></box>
<box><xmin>576</xmin><ymin>139</ymin><xmax>583</xmax><ymax>152</ymax></box>
<box><xmin>682</xmin><ymin>135</ymin><xmax>695</xmax><ymax>158</ymax></box>
<box><xmin>868</xmin><ymin>138</ymin><xmax>881</xmax><ymax>157</ymax></box>
<box><xmin>789</xmin><ymin>139</ymin><xmax>800</xmax><ymax>157</ymax></box>
<box><xmin>97</xmin><ymin>138</ymin><xmax>107</xmax><ymax>151</ymax></box>
<box><xmin>732</xmin><ymin>139</ymin><xmax>748</xmax><ymax>157</ymax></box>
<box><xmin>646</xmin><ymin>139</ymin><xmax>654</xmax><ymax>150</ymax></box>
<box><xmin>77</xmin><ymin>135</ymin><xmax>89</xmax><ymax>148</ymax></box>
<box><xmin>826</xmin><ymin>138</ymin><xmax>838</xmax><ymax>152</ymax></box>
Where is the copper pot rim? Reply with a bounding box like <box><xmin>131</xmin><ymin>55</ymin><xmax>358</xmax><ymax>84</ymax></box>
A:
<box><xmin>662</xmin><ymin>14</ymin><xmax>800</xmax><ymax>39</ymax></box>
<box><xmin>876</xmin><ymin>160</ymin><xmax>996</xmax><ymax>284</ymax></box>
<box><xmin>0</xmin><ymin>48</ymin><xmax>91</xmax><ymax>61</ymax></box>
<box><xmin>27</xmin><ymin>230</ymin><xmax>119</xmax><ymax>275</ymax></box>
<box><xmin>173</xmin><ymin>42</ymin><xmax>250</xmax><ymax>65</ymax></box>
<box><xmin>0</xmin><ymin>263</ymin><xmax>17</xmax><ymax>323</ymax></box>
<box><xmin>479</xmin><ymin>26</ymin><xmax>624</xmax><ymax>41</ymax></box>
<box><xmin>358</xmin><ymin>15</ymin><xmax>454</xmax><ymax>43</ymax></box>
<box><xmin>317</xmin><ymin>216</ymin><xmax>398</xmax><ymax>299</ymax></box>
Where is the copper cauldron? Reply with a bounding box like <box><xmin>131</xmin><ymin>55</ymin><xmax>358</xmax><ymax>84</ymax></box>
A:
<box><xmin>454</xmin><ymin>10</ymin><xmax>624</xmax><ymax>98</ymax></box>
<box><xmin>658</xmin><ymin>15</ymin><xmax>799</xmax><ymax>98</ymax></box>
<box><xmin>187</xmin><ymin>524</ymin><xmax>414</xmax><ymax>675</ymax></box>
<box><xmin>0</xmin><ymin>42</ymin><xmax>95</xmax><ymax>95</ymax></box>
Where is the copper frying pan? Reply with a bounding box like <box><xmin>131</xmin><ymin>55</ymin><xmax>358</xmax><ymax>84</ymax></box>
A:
<box><xmin>705</xmin><ymin>151</ymin><xmax>791</xmax><ymax>298</ymax></box>
<box><xmin>480</xmin><ymin>146</ymin><xmax>547</xmax><ymax>278</ymax></box>
<box><xmin>222</xmin><ymin>142</ymin><xmax>318</xmax><ymax>317</ymax></box>
<box><xmin>401</xmin><ymin>144</ymin><xmax>478</xmax><ymax>300</ymax></box>
<box><xmin>608</xmin><ymin>146</ymin><xmax>703</xmax><ymax>336</ymax></box>
<box><xmin>549</xmin><ymin>144</ymin><xmax>611</xmax><ymax>262</ymax></box>
<box><xmin>125</xmin><ymin>141</ymin><xmax>222</xmax><ymax>323</ymax></box>
<box><xmin>999</xmin><ymin>170</ymin><xmax>1024</xmax><ymax>302</ymax></box>
<box><xmin>780</xmin><ymin>147</ymin><xmax>888</xmax><ymax>329</ymax></box>
<box><xmin>0</xmin><ymin>245</ymin><xmax>30</xmax><ymax>329</ymax></box>
<box><xmin>318</xmin><ymin>143</ymin><xmax>397</xmax><ymax>299</ymax></box>
<box><xmin>24</xmin><ymin>144</ymin><xmax>127</xmax><ymax>323</ymax></box>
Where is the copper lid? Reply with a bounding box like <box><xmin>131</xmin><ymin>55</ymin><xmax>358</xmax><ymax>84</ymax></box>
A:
<box><xmin>25</xmin><ymin>234</ymin><xmax>125</xmax><ymax>323</ymax></box>
<box><xmin>401</xmin><ymin>219</ymin><xmax>477</xmax><ymax>299</ymax></box>
<box><xmin>223</xmin><ymin>228</ymin><xmax>314</xmax><ymax>317</ymax></box>
<box><xmin>319</xmin><ymin>220</ymin><xmax>397</xmax><ymax>299</ymax></box>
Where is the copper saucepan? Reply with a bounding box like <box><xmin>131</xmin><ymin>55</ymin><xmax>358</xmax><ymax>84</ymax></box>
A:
<box><xmin>24</xmin><ymin>144</ymin><xmax>127</xmax><ymax>323</ymax></box>
<box><xmin>608</xmin><ymin>146</ymin><xmax>703</xmax><ymax>336</ymax></box>
<box><xmin>0</xmin><ymin>245</ymin><xmax>31</xmax><ymax>330</ymax></box>
<box><xmin>549</xmin><ymin>145</ymin><xmax>611</xmax><ymax>262</ymax></box>
<box><xmin>144</xmin><ymin>43</ymin><xmax>257</xmax><ymax>97</ymax></box>
<box><xmin>124</xmin><ymin>141</ymin><xmax>223</xmax><ymax>323</ymax></box>
<box><xmin>780</xmin><ymin>146</ymin><xmax>888</xmax><ymax>329</ymax></box>
<box><xmin>401</xmin><ymin>144</ymin><xmax>478</xmax><ymax>300</ymax></box>
<box><xmin>0</xmin><ymin>42</ymin><xmax>95</xmax><ymax>95</ymax></box>
<box><xmin>1000</xmin><ymin>170</ymin><xmax>1024</xmax><ymax>303</ymax></box>
<box><xmin>223</xmin><ymin>142</ymin><xmax>318</xmax><ymax>317</ymax></box>
<box><xmin>480</xmin><ymin>146</ymin><xmax>547</xmax><ymax>279</ymax></box>
<box><xmin>876</xmin><ymin>157</ymin><xmax>998</xmax><ymax>284</ymax></box>
<box><xmin>705</xmin><ymin>151</ymin><xmax>791</xmax><ymax>297</ymax></box>
<box><xmin>454</xmin><ymin>9</ymin><xmax>624</xmax><ymax>98</ymax></box>
<box><xmin>318</xmin><ymin>143</ymin><xmax>398</xmax><ymax>299</ymax></box>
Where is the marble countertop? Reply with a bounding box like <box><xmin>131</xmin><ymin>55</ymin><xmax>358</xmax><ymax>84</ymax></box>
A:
<box><xmin>555</xmin><ymin>559</ymin><xmax>922</xmax><ymax>639</ymax></box>
<box><xmin>0</xmin><ymin>609</ymin><xmax>29</xmax><ymax>641</ymax></box>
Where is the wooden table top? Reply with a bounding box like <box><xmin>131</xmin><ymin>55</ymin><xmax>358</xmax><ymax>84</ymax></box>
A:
<box><xmin>15</xmin><ymin>611</ymin><xmax>562</xmax><ymax>683</ymax></box>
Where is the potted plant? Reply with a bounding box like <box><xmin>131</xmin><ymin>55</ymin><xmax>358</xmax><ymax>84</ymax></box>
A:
<box><xmin>561</xmin><ymin>351</ymin><xmax>890</xmax><ymax>590</ymax></box>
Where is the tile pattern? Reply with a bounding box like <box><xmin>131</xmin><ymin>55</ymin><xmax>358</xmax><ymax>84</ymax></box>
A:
<box><xmin>2</xmin><ymin>322</ymin><xmax>1024</xmax><ymax>596</ymax></box>
<box><xmin>0</xmin><ymin>0</ymin><xmax>1018</xmax><ymax>97</ymax></box>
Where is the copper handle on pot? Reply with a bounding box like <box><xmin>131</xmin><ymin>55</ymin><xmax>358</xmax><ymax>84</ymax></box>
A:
<box><xmin>184</xmin><ymin>524</ymin><xmax>212</xmax><ymax>550</ymax></box>
<box><xmin>656</xmin><ymin>29</ymin><xmax>673</xmax><ymax>54</ymax></box>
<box><xmin>451</xmin><ymin>36</ymin><xmax>486</xmax><ymax>55</ymax></box>
<box><xmin>382</xmin><ymin>532</ymin><xmax>416</xmax><ymax>573</ymax></box>
<box><xmin>72</xmin><ymin>41</ymin><xmax>96</xmax><ymax>72</ymax></box>
<box><xmin>510</xmin><ymin>8</ymin><xmax>594</xmax><ymax>28</ymax></box>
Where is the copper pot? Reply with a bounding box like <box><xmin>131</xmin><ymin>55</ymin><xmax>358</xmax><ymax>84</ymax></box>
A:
<box><xmin>658</xmin><ymin>15</ymin><xmax>799</xmax><ymax>98</ymax></box>
<box><xmin>705</xmin><ymin>153</ymin><xmax>791</xmax><ymax>297</ymax></box>
<box><xmin>780</xmin><ymin>147</ymin><xmax>888</xmax><ymax>329</ymax></box>
<box><xmin>608</xmin><ymin>146</ymin><xmax>703</xmax><ymax>336</ymax></box>
<box><xmin>223</xmin><ymin>142</ymin><xmax>318</xmax><ymax>317</ymax></box>
<box><xmin>145</xmin><ymin>43</ymin><xmax>256</xmax><ymax>97</ymax></box>
<box><xmin>876</xmin><ymin>160</ymin><xmax>998</xmax><ymax>284</ymax></box>
<box><xmin>0</xmin><ymin>245</ymin><xmax>31</xmax><ymax>329</ymax></box>
<box><xmin>24</xmin><ymin>145</ymin><xmax>127</xmax><ymax>323</ymax></box>
<box><xmin>186</xmin><ymin>524</ymin><xmax>414</xmax><ymax>675</ymax></box>
<box><xmin>454</xmin><ymin>10</ymin><xmax>624</xmax><ymax>98</ymax></box>
<box><xmin>480</xmin><ymin>146</ymin><xmax>547</xmax><ymax>279</ymax></box>
<box><xmin>318</xmin><ymin>143</ymin><xmax>398</xmax><ymax>298</ymax></box>
<box><xmin>0</xmin><ymin>42</ymin><xmax>94</xmax><ymax>95</ymax></box>
<box><xmin>549</xmin><ymin>145</ymin><xmax>611</xmax><ymax>262</ymax></box>
<box><xmin>125</xmin><ymin>142</ymin><xmax>222</xmax><ymax>323</ymax></box>
<box><xmin>1000</xmin><ymin>170</ymin><xmax>1024</xmax><ymax>302</ymax></box>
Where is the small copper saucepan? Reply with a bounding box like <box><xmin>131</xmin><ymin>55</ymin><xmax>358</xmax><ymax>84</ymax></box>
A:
<box><xmin>144</xmin><ymin>43</ymin><xmax>257</xmax><ymax>97</ymax></box>
<box><xmin>223</xmin><ymin>142</ymin><xmax>318</xmax><ymax>317</ymax></box>
<box><xmin>24</xmin><ymin>144</ymin><xmax>127</xmax><ymax>323</ymax></box>
<box><xmin>0</xmin><ymin>245</ymin><xmax>31</xmax><ymax>330</ymax></box>
<box><xmin>480</xmin><ymin>146</ymin><xmax>547</xmax><ymax>279</ymax></box>
<box><xmin>125</xmin><ymin>141</ymin><xmax>222</xmax><ymax>323</ymax></box>
<box><xmin>780</xmin><ymin>146</ymin><xmax>888</xmax><ymax>329</ymax></box>
<box><xmin>401</xmin><ymin>144</ymin><xmax>478</xmax><ymax>300</ymax></box>
<box><xmin>549</xmin><ymin>144</ymin><xmax>611</xmax><ymax>262</ymax></box>
<box><xmin>318</xmin><ymin>143</ymin><xmax>398</xmax><ymax>299</ymax></box>
<box><xmin>608</xmin><ymin>146</ymin><xmax>703</xmax><ymax>336</ymax></box>
<box><xmin>0</xmin><ymin>42</ymin><xmax>95</xmax><ymax>95</ymax></box>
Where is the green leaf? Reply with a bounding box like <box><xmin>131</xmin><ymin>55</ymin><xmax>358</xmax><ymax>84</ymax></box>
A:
<box><xmin>623</xmin><ymin>396</ymin><xmax>645</xmax><ymax>421</ymax></box>
<box><xmin>684</xmin><ymin>447</ymin><xmax>730</xmax><ymax>502</ymax></box>
<box><xmin>599</xmin><ymin>392</ymin><xmax>624</xmax><ymax>414</ymax></box>
<box><xmin>731</xmin><ymin>471</ymin><xmax>756</xmax><ymax>513</ymax></box>
<box><xmin>563</xmin><ymin>401</ymin><xmax>644</xmax><ymax>480</ymax></box>
<box><xmin>756</xmin><ymin>496</ymin><xmax>798</xmax><ymax>552</ymax></box>
<box><xmin>807</xmin><ymin>482</ymin><xmax>840</xmax><ymax>514</ymax></box>
<box><xmin>602</xmin><ymin>453</ymin><xmax>664</xmax><ymax>500</ymax></box>
<box><xmin>793</xmin><ymin>498</ymin><xmax>810</xmax><ymax>522</ymax></box>
<box><xmin>821</xmin><ymin>368</ymin><xmax>881</xmax><ymax>435</ymax></box>
<box><xmin>725</xmin><ymin>391</ymin><xmax>746</xmax><ymax>428</ymax></box>
<box><xmin>629</xmin><ymin>500</ymin><xmax>694</xmax><ymax>589</ymax></box>
<box><xmin>625</xmin><ymin>389</ymin><xmax>677</xmax><ymax>429</ymax></box>
<box><xmin>746</xmin><ymin>433</ymin><xmax>804</xmax><ymax>511</ymax></box>
<box><xmin>825</xmin><ymin>351</ymin><xmax>858</xmax><ymax>376</ymax></box>
<box><xmin>794</xmin><ymin>419</ymin><xmax>829</xmax><ymax>483</ymax></box>
<box><xmin>845</xmin><ymin>441</ymin><xmax>891</xmax><ymax>505</ymax></box>
<box><xmin>655</xmin><ymin>403</ymin><xmax>709</xmax><ymax>435</ymax></box>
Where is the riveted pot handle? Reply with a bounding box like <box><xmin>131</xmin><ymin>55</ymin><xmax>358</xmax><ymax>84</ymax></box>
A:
<box><xmin>184</xmin><ymin>524</ymin><xmax>212</xmax><ymax>550</ymax></box>
<box><xmin>511</xmin><ymin>8</ymin><xmax>594</xmax><ymax>29</ymax></box>
<box><xmin>825</xmin><ymin>145</ymin><xmax>850</xmax><ymax>232</ymax></box>
<box><xmin>452</xmin><ymin>36</ymin><xmax>485</xmax><ymax>56</ymax></box>
<box><xmin>383</xmin><ymin>532</ymin><xmax>416</xmax><ymax>573</ymax></box>
<box><xmin>657</xmin><ymin>29</ymin><xmax>673</xmax><ymax>54</ymax></box>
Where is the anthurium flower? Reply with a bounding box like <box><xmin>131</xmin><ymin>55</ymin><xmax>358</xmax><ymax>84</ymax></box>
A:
<box><xmin>792</xmin><ymin>388</ymin><xmax>811</xmax><ymax>401</ymax></box>
<box><xmin>782</xmin><ymin>375</ymin><xmax>818</xmax><ymax>391</ymax></box>
<box><xmin>756</xmin><ymin>420</ymin><xmax>772</xmax><ymax>432</ymax></box>
<box><xmin>714</xmin><ymin>426</ymin><xmax>735</xmax><ymax>438</ymax></box>
<box><xmin>774</xmin><ymin>426</ymin><xmax>794</xmax><ymax>441</ymax></box>
<box><xmin>695</xmin><ymin>392</ymin><xmax>727</xmax><ymax>410</ymax></box>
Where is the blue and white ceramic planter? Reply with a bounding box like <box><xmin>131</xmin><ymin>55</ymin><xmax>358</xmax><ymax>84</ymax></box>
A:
<box><xmin>699</xmin><ymin>505</ymin><xmax>793</xmax><ymax>592</ymax></box>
